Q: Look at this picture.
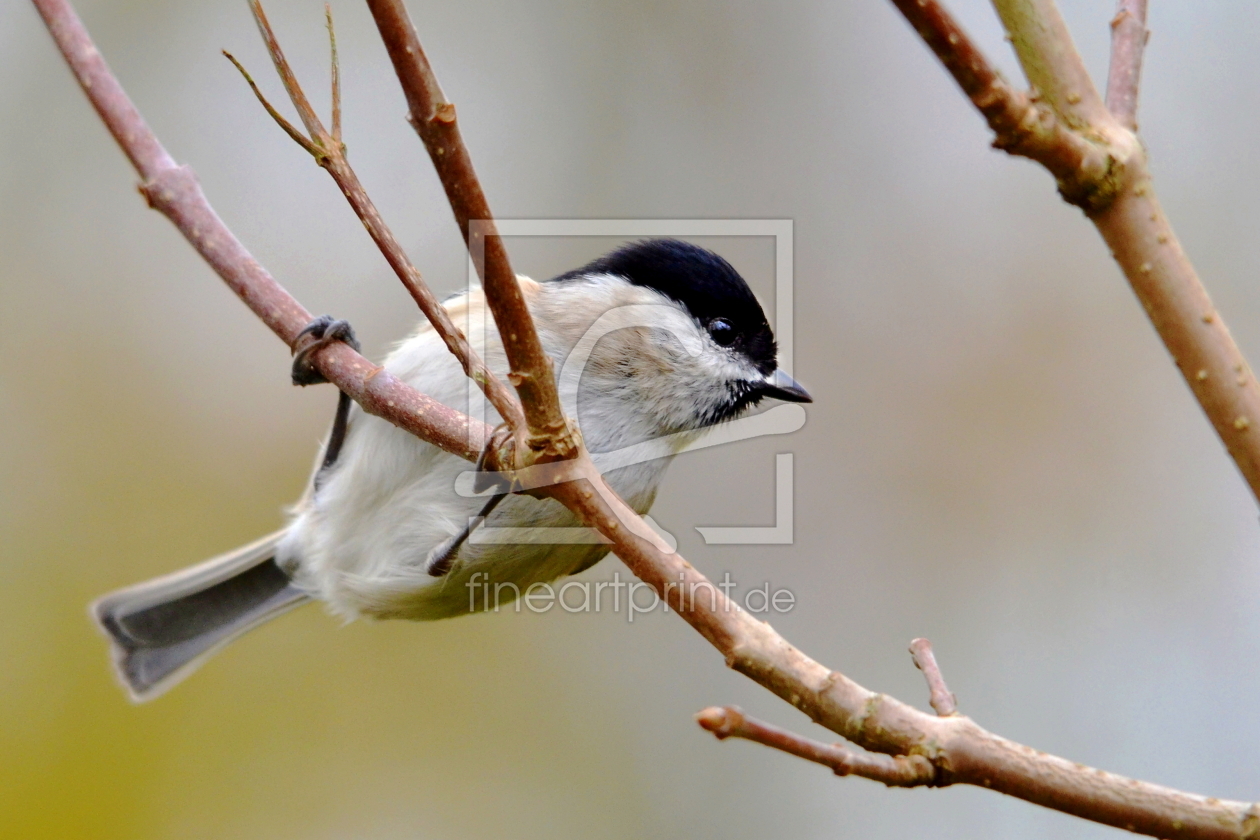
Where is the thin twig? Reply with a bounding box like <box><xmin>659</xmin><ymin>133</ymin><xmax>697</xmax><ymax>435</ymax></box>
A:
<box><xmin>231</xmin><ymin>1</ymin><xmax>527</xmax><ymax>435</ymax></box>
<box><xmin>909</xmin><ymin>638</ymin><xmax>957</xmax><ymax>716</ymax></box>
<box><xmin>326</xmin><ymin>3</ymin><xmax>341</xmax><ymax>142</ymax></box>
<box><xmin>696</xmin><ymin>706</ymin><xmax>936</xmax><ymax>787</ymax></box>
<box><xmin>222</xmin><ymin>51</ymin><xmax>318</xmax><ymax>155</ymax></box>
<box><xmin>1105</xmin><ymin>0</ymin><xmax>1149</xmax><ymax>130</ymax></box>
<box><xmin>363</xmin><ymin>0</ymin><xmax>574</xmax><ymax>462</ymax></box>
<box><xmin>33</xmin><ymin>0</ymin><xmax>1260</xmax><ymax>836</ymax></box>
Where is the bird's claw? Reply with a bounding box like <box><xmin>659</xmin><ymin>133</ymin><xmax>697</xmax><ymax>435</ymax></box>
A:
<box><xmin>291</xmin><ymin>315</ymin><xmax>360</xmax><ymax>386</ymax></box>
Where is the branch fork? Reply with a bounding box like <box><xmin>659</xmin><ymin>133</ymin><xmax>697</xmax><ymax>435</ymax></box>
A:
<box><xmin>696</xmin><ymin>705</ymin><xmax>938</xmax><ymax>787</ymax></box>
<box><xmin>698</xmin><ymin>640</ymin><xmax>961</xmax><ymax>787</ymax></box>
<box><xmin>889</xmin><ymin>0</ymin><xmax>1260</xmax><ymax>513</ymax></box>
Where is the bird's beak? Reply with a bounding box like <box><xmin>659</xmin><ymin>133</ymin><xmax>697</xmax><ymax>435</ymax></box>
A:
<box><xmin>759</xmin><ymin>369</ymin><xmax>812</xmax><ymax>403</ymax></box>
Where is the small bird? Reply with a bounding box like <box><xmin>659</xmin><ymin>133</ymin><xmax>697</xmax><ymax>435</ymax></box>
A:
<box><xmin>93</xmin><ymin>239</ymin><xmax>811</xmax><ymax>700</ymax></box>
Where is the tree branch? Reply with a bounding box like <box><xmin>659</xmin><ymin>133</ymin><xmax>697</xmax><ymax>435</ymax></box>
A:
<box><xmin>227</xmin><ymin>0</ymin><xmax>527</xmax><ymax>435</ymax></box>
<box><xmin>696</xmin><ymin>706</ymin><xmax>936</xmax><ymax>787</ymax></box>
<box><xmin>890</xmin><ymin>0</ymin><xmax>1260</xmax><ymax>527</ymax></box>
<box><xmin>33</xmin><ymin>0</ymin><xmax>1260</xmax><ymax>836</ymax></box>
<box><xmin>1106</xmin><ymin>0</ymin><xmax>1150</xmax><ymax>130</ymax></box>
<box><xmin>362</xmin><ymin>0</ymin><xmax>574</xmax><ymax>462</ymax></box>
<box><xmin>887</xmin><ymin>0</ymin><xmax>1115</xmax><ymax>211</ymax></box>
<box><xmin>30</xmin><ymin>0</ymin><xmax>489</xmax><ymax>462</ymax></box>
<box><xmin>544</xmin><ymin>464</ymin><xmax>1260</xmax><ymax>838</ymax></box>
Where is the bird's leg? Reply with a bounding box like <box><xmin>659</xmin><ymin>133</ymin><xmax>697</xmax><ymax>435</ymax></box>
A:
<box><xmin>291</xmin><ymin>315</ymin><xmax>361</xmax><ymax>482</ymax></box>
<box><xmin>317</xmin><ymin>391</ymin><xmax>355</xmax><ymax>479</ymax></box>
<box><xmin>425</xmin><ymin>493</ymin><xmax>507</xmax><ymax>577</ymax></box>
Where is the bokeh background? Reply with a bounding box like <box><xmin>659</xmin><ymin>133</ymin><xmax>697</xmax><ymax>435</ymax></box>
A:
<box><xmin>4</xmin><ymin>1</ymin><xmax>1260</xmax><ymax>837</ymax></box>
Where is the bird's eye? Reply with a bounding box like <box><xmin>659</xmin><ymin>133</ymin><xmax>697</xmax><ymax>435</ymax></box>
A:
<box><xmin>708</xmin><ymin>318</ymin><xmax>737</xmax><ymax>347</ymax></box>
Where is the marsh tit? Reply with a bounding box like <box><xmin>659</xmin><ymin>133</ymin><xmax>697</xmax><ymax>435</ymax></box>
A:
<box><xmin>93</xmin><ymin>238</ymin><xmax>811</xmax><ymax>700</ymax></box>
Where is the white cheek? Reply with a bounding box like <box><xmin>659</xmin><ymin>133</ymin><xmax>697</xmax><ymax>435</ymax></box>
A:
<box><xmin>533</xmin><ymin>278</ymin><xmax>763</xmax><ymax>438</ymax></box>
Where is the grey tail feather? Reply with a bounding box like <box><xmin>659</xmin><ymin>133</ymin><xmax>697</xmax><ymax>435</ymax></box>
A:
<box><xmin>91</xmin><ymin>529</ymin><xmax>312</xmax><ymax>702</ymax></box>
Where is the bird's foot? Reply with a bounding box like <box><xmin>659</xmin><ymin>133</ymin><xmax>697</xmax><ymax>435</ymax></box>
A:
<box><xmin>291</xmin><ymin>315</ymin><xmax>360</xmax><ymax>386</ymax></box>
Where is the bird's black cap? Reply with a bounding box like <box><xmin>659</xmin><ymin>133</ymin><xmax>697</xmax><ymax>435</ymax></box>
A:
<box><xmin>555</xmin><ymin>238</ymin><xmax>779</xmax><ymax>374</ymax></box>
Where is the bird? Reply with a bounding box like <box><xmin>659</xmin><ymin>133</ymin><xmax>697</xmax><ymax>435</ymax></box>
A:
<box><xmin>92</xmin><ymin>238</ymin><xmax>812</xmax><ymax>700</ymax></box>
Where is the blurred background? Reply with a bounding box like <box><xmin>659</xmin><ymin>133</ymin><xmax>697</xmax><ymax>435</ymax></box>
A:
<box><xmin>4</xmin><ymin>0</ymin><xmax>1260</xmax><ymax>837</ymax></box>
